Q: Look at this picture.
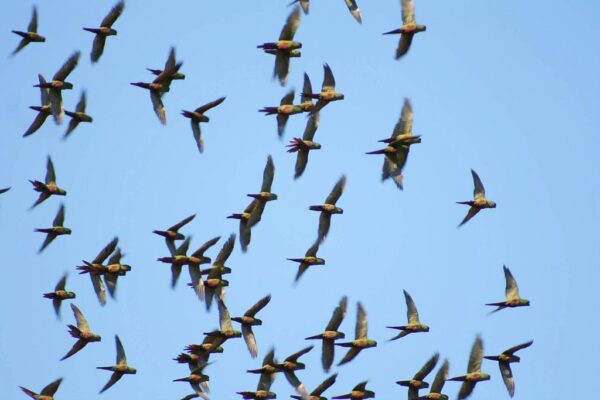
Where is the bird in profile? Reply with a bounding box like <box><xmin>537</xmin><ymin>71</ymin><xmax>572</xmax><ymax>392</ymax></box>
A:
<box><xmin>287</xmin><ymin>114</ymin><xmax>321</xmax><ymax>179</ymax></box>
<box><xmin>202</xmin><ymin>234</ymin><xmax>235</xmax><ymax>309</ymax></box>
<box><xmin>258</xmin><ymin>7</ymin><xmax>302</xmax><ymax>86</ymax></box>
<box><xmin>305</xmin><ymin>296</ymin><xmax>347</xmax><ymax>372</ymax></box>
<box><xmin>457</xmin><ymin>169</ymin><xmax>496</xmax><ymax>227</ymax></box>
<box><xmin>23</xmin><ymin>75</ymin><xmax>52</xmax><ymax>137</ymax></box>
<box><xmin>231</xmin><ymin>294</ymin><xmax>272</xmax><ymax>358</ymax></box>
<box><xmin>11</xmin><ymin>6</ymin><xmax>45</xmax><ymax>56</ymax></box>
<box><xmin>97</xmin><ymin>335</ymin><xmax>137</xmax><ymax>393</ymax></box>
<box><xmin>83</xmin><ymin>0</ymin><xmax>125</xmax><ymax>63</ymax></box>
<box><xmin>239</xmin><ymin>352</ymin><xmax>277</xmax><ymax>400</ymax></box>
<box><xmin>76</xmin><ymin>237</ymin><xmax>119</xmax><ymax>306</ymax></box>
<box><xmin>332</xmin><ymin>381</ymin><xmax>375</xmax><ymax>400</ymax></box>
<box><xmin>61</xmin><ymin>304</ymin><xmax>101</xmax><ymax>361</ymax></box>
<box><xmin>343</xmin><ymin>0</ymin><xmax>362</xmax><ymax>24</ymax></box>
<box><xmin>291</xmin><ymin>374</ymin><xmax>338</xmax><ymax>400</ymax></box>
<box><xmin>367</xmin><ymin>98</ymin><xmax>420</xmax><ymax>190</ymax></box>
<box><xmin>416</xmin><ymin>359</ymin><xmax>449</xmax><ymax>400</ymax></box>
<box><xmin>173</xmin><ymin>362</ymin><xmax>212</xmax><ymax>396</ymax></box>
<box><xmin>387</xmin><ymin>289</ymin><xmax>429</xmax><ymax>340</ymax></box>
<box><xmin>484</xmin><ymin>340</ymin><xmax>533</xmax><ymax>397</ymax></box>
<box><xmin>157</xmin><ymin>236</ymin><xmax>191</xmax><ymax>289</ymax></box>
<box><xmin>100</xmin><ymin>247</ymin><xmax>132</xmax><ymax>300</ymax></box>
<box><xmin>43</xmin><ymin>274</ymin><xmax>76</xmax><ymax>318</ymax></box>
<box><xmin>287</xmin><ymin>241</ymin><xmax>325</xmax><ymax>283</ymax></box>
<box><xmin>275</xmin><ymin>346</ymin><xmax>314</xmax><ymax>396</ymax></box>
<box><xmin>383</xmin><ymin>0</ymin><xmax>426</xmax><ymax>59</ymax></box>
<box><xmin>396</xmin><ymin>352</ymin><xmax>439</xmax><ymax>400</ymax></box>
<box><xmin>29</xmin><ymin>156</ymin><xmax>67</xmax><ymax>209</ymax></box>
<box><xmin>35</xmin><ymin>204</ymin><xmax>71</xmax><ymax>253</ymax></box>
<box><xmin>259</xmin><ymin>89</ymin><xmax>304</xmax><ymax>138</ymax></box>
<box><xmin>310</xmin><ymin>175</ymin><xmax>346</xmax><ymax>244</ymax></box>
<box><xmin>180</xmin><ymin>335</ymin><xmax>224</xmax><ymax>371</ymax></box>
<box><xmin>247</xmin><ymin>155</ymin><xmax>278</xmax><ymax>228</ymax></box>
<box><xmin>303</xmin><ymin>64</ymin><xmax>344</xmax><ymax>114</ymax></box>
<box><xmin>187</xmin><ymin>236</ymin><xmax>221</xmax><ymax>301</ymax></box>
<box><xmin>34</xmin><ymin>50</ymin><xmax>80</xmax><ymax>124</ymax></box>
<box><xmin>20</xmin><ymin>378</ymin><xmax>62</xmax><ymax>400</ymax></box>
<box><xmin>448</xmin><ymin>335</ymin><xmax>490</xmax><ymax>400</ymax></box>
<box><xmin>153</xmin><ymin>213</ymin><xmax>195</xmax><ymax>254</ymax></box>
<box><xmin>486</xmin><ymin>265</ymin><xmax>530</xmax><ymax>313</ymax></box>
<box><xmin>336</xmin><ymin>302</ymin><xmax>377</xmax><ymax>365</ymax></box>
<box><xmin>181</xmin><ymin>97</ymin><xmax>226</xmax><ymax>153</ymax></box>
<box><xmin>63</xmin><ymin>90</ymin><xmax>93</xmax><ymax>139</ymax></box>
<box><xmin>203</xmin><ymin>298</ymin><xmax>242</xmax><ymax>351</ymax></box>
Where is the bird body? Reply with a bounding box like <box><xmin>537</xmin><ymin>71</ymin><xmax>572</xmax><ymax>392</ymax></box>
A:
<box><xmin>448</xmin><ymin>336</ymin><xmax>490</xmax><ymax>399</ymax></box>
<box><xmin>384</xmin><ymin>0</ymin><xmax>426</xmax><ymax>59</ymax></box>
<box><xmin>486</xmin><ymin>265</ymin><xmax>530</xmax><ymax>313</ymax></box>
<box><xmin>84</xmin><ymin>0</ymin><xmax>124</xmax><ymax>63</ymax></box>
<box><xmin>61</xmin><ymin>304</ymin><xmax>101</xmax><ymax>361</ymax></box>
<box><xmin>484</xmin><ymin>340</ymin><xmax>532</xmax><ymax>397</ymax></box>
<box><xmin>11</xmin><ymin>6</ymin><xmax>45</xmax><ymax>56</ymax></box>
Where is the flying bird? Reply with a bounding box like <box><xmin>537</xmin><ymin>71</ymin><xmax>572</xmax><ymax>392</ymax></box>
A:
<box><xmin>23</xmin><ymin>75</ymin><xmax>52</xmax><ymax>137</ymax></box>
<box><xmin>299</xmin><ymin>73</ymin><xmax>315</xmax><ymax>112</ymax></box>
<box><xmin>43</xmin><ymin>274</ymin><xmax>76</xmax><ymax>318</ymax></box>
<box><xmin>396</xmin><ymin>353</ymin><xmax>439</xmax><ymax>400</ymax></box>
<box><xmin>203</xmin><ymin>298</ymin><xmax>242</xmax><ymax>351</ymax></box>
<box><xmin>291</xmin><ymin>374</ymin><xmax>338</xmax><ymax>400</ymax></box>
<box><xmin>417</xmin><ymin>359</ymin><xmax>449</xmax><ymax>400</ymax></box>
<box><xmin>287</xmin><ymin>114</ymin><xmax>321</xmax><ymax>179</ymax></box>
<box><xmin>63</xmin><ymin>90</ymin><xmax>93</xmax><ymax>139</ymax></box>
<box><xmin>343</xmin><ymin>0</ymin><xmax>362</xmax><ymax>23</ymax></box>
<box><xmin>259</xmin><ymin>89</ymin><xmax>304</xmax><ymax>138</ymax></box>
<box><xmin>332</xmin><ymin>381</ymin><xmax>375</xmax><ymax>400</ymax></box>
<box><xmin>336</xmin><ymin>302</ymin><xmax>377</xmax><ymax>365</ymax></box>
<box><xmin>83</xmin><ymin>0</ymin><xmax>125</xmax><ymax>63</ymax></box>
<box><xmin>202</xmin><ymin>235</ymin><xmax>235</xmax><ymax>310</ymax></box>
<box><xmin>187</xmin><ymin>236</ymin><xmax>221</xmax><ymax>301</ymax></box>
<box><xmin>239</xmin><ymin>352</ymin><xmax>277</xmax><ymax>400</ymax></box>
<box><xmin>486</xmin><ymin>265</ymin><xmax>530</xmax><ymax>313</ymax></box>
<box><xmin>247</xmin><ymin>155</ymin><xmax>278</xmax><ymax>228</ymax></box>
<box><xmin>97</xmin><ymin>335</ymin><xmax>137</xmax><ymax>393</ymax></box>
<box><xmin>387</xmin><ymin>289</ymin><xmax>429</xmax><ymax>340</ymax></box>
<box><xmin>448</xmin><ymin>335</ymin><xmax>490</xmax><ymax>400</ymax></box>
<box><xmin>287</xmin><ymin>241</ymin><xmax>325</xmax><ymax>283</ymax></box>
<box><xmin>305</xmin><ymin>296</ymin><xmax>347</xmax><ymax>372</ymax></box>
<box><xmin>310</xmin><ymin>175</ymin><xmax>346</xmax><ymax>244</ymax></box>
<box><xmin>228</xmin><ymin>199</ymin><xmax>257</xmax><ymax>252</ymax></box>
<box><xmin>484</xmin><ymin>340</ymin><xmax>533</xmax><ymax>397</ymax></box>
<box><xmin>157</xmin><ymin>236</ymin><xmax>191</xmax><ymax>288</ymax></box>
<box><xmin>303</xmin><ymin>64</ymin><xmax>344</xmax><ymax>114</ymax></box>
<box><xmin>35</xmin><ymin>204</ymin><xmax>71</xmax><ymax>253</ymax></box>
<box><xmin>11</xmin><ymin>6</ymin><xmax>45</xmax><ymax>56</ymax></box>
<box><xmin>231</xmin><ymin>294</ymin><xmax>272</xmax><ymax>358</ymax></box>
<box><xmin>383</xmin><ymin>0</ymin><xmax>426</xmax><ymax>59</ymax></box>
<box><xmin>174</xmin><ymin>363</ymin><xmax>212</xmax><ymax>396</ymax></box>
<box><xmin>457</xmin><ymin>169</ymin><xmax>496</xmax><ymax>227</ymax></box>
<box><xmin>61</xmin><ymin>303</ymin><xmax>101</xmax><ymax>361</ymax></box>
<box><xmin>275</xmin><ymin>346</ymin><xmax>314</xmax><ymax>396</ymax></box>
<box><xmin>20</xmin><ymin>378</ymin><xmax>62</xmax><ymax>400</ymax></box>
<box><xmin>181</xmin><ymin>97</ymin><xmax>226</xmax><ymax>153</ymax></box>
<box><xmin>29</xmin><ymin>156</ymin><xmax>67</xmax><ymax>209</ymax></box>
<box><xmin>153</xmin><ymin>213</ymin><xmax>195</xmax><ymax>254</ymax></box>
<box><xmin>101</xmin><ymin>247</ymin><xmax>132</xmax><ymax>300</ymax></box>
<box><xmin>76</xmin><ymin>237</ymin><xmax>119</xmax><ymax>306</ymax></box>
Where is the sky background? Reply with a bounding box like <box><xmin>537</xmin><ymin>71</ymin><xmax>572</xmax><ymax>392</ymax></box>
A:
<box><xmin>1</xmin><ymin>1</ymin><xmax>599</xmax><ymax>399</ymax></box>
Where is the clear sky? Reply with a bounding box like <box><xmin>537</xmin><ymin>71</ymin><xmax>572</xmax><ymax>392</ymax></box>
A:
<box><xmin>1</xmin><ymin>1</ymin><xmax>599</xmax><ymax>399</ymax></box>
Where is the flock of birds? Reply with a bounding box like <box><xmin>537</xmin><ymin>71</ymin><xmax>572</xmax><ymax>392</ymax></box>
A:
<box><xmin>8</xmin><ymin>1</ymin><xmax>534</xmax><ymax>400</ymax></box>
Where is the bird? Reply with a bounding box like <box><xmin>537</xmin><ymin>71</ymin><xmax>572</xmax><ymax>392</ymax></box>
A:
<box><xmin>258</xmin><ymin>7</ymin><xmax>302</xmax><ymax>86</ymax></box>
<box><xmin>302</xmin><ymin>64</ymin><xmax>344</xmax><ymax>114</ymax></box>
<box><xmin>457</xmin><ymin>169</ymin><xmax>496</xmax><ymax>227</ymax></box>
<box><xmin>187</xmin><ymin>236</ymin><xmax>221</xmax><ymax>301</ymax></box>
<box><xmin>448</xmin><ymin>335</ymin><xmax>490</xmax><ymax>400</ymax></box>
<box><xmin>181</xmin><ymin>97</ymin><xmax>226</xmax><ymax>153</ymax></box>
<box><xmin>291</xmin><ymin>374</ymin><xmax>338</xmax><ymax>400</ymax></box>
<box><xmin>239</xmin><ymin>351</ymin><xmax>278</xmax><ymax>400</ymax></box>
<box><xmin>203</xmin><ymin>298</ymin><xmax>242</xmax><ymax>351</ymax></box>
<box><xmin>157</xmin><ymin>236</ymin><xmax>192</xmax><ymax>288</ymax></box>
<box><xmin>201</xmin><ymin>234</ymin><xmax>235</xmax><ymax>309</ymax></box>
<box><xmin>274</xmin><ymin>346</ymin><xmax>314</xmax><ymax>396</ymax></box>
<box><xmin>309</xmin><ymin>175</ymin><xmax>346</xmax><ymax>244</ymax></box>
<box><xmin>228</xmin><ymin>199</ymin><xmax>257</xmax><ymax>252</ymax></box>
<box><xmin>29</xmin><ymin>156</ymin><xmax>67</xmax><ymax>209</ymax></box>
<box><xmin>247</xmin><ymin>155</ymin><xmax>278</xmax><ymax>228</ymax></box>
<box><xmin>63</xmin><ymin>90</ymin><xmax>93</xmax><ymax>139</ymax></box>
<box><xmin>383</xmin><ymin>0</ymin><xmax>426</xmax><ymax>59</ymax></box>
<box><xmin>43</xmin><ymin>274</ymin><xmax>76</xmax><ymax>318</ymax></box>
<box><xmin>486</xmin><ymin>265</ymin><xmax>530</xmax><ymax>313</ymax></box>
<box><xmin>35</xmin><ymin>204</ymin><xmax>71</xmax><ymax>253</ymax></box>
<box><xmin>484</xmin><ymin>340</ymin><xmax>533</xmax><ymax>397</ymax></box>
<box><xmin>387</xmin><ymin>289</ymin><xmax>430</xmax><ymax>340</ymax></box>
<box><xmin>305</xmin><ymin>296</ymin><xmax>347</xmax><ymax>372</ymax></box>
<box><xmin>336</xmin><ymin>302</ymin><xmax>377</xmax><ymax>365</ymax></box>
<box><xmin>367</xmin><ymin>98</ymin><xmax>421</xmax><ymax>190</ymax></box>
<box><xmin>153</xmin><ymin>213</ymin><xmax>195</xmax><ymax>255</ymax></box>
<box><xmin>332</xmin><ymin>381</ymin><xmax>375</xmax><ymax>400</ymax></box>
<box><xmin>11</xmin><ymin>6</ymin><xmax>45</xmax><ymax>56</ymax></box>
<box><xmin>259</xmin><ymin>89</ymin><xmax>304</xmax><ymax>138</ymax></box>
<box><xmin>299</xmin><ymin>72</ymin><xmax>315</xmax><ymax>112</ymax></box>
<box><xmin>396</xmin><ymin>353</ymin><xmax>439</xmax><ymax>400</ymax></box>
<box><xmin>247</xmin><ymin>347</ymin><xmax>279</xmax><ymax>376</ymax></box>
<box><xmin>102</xmin><ymin>247</ymin><xmax>132</xmax><ymax>300</ymax></box>
<box><xmin>343</xmin><ymin>0</ymin><xmax>362</xmax><ymax>24</ymax></box>
<box><xmin>174</xmin><ymin>363</ymin><xmax>212</xmax><ymax>396</ymax></box>
<box><xmin>231</xmin><ymin>294</ymin><xmax>272</xmax><ymax>358</ymax></box>
<box><xmin>287</xmin><ymin>241</ymin><xmax>325</xmax><ymax>283</ymax></box>
<box><xmin>61</xmin><ymin>303</ymin><xmax>101</xmax><ymax>360</ymax></box>
<box><xmin>76</xmin><ymin>237</ymin><xmax>119</xmax><ymax>306</ymax></box>
<box><xmin>20</xmin><ymin>378</ymin><xmax>62</xmax><ymax>400</ymax></box>
<box><xmin>287</xmin><ymin>114</ymin><xmax>321</xmax><ymax>179</ymax></box>
<box><xmin>416</xmin><ymin>359</ymin><xmax>449</xmax><ymax>400</ymax></box>
<box><xmin>34</xmin><ymin>51</ymin><xmax>80</xmax><ymax>124</ymax></box>
<box><xmin>83</xmin><ymin>0</ymin><xmax>124</xmax><ymax>63</ymax></box>
<box><xmin>180</xmin><ymin>335</ymin><xmax>224</xmax><ymax>369</ymax></box>
<box><xmin>23</xmin><ymin>74</ymin><xmax>52</xmax><ymax>137</ymax></box>
<box><xmin>97</xmin><ymin>335</ymin><xmax>137</xmax><ymax>393</ymax></box>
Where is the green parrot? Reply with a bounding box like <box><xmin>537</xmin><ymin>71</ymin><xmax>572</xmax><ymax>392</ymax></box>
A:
<box><xmin>63</xmin><ymin>90</ymin><xmax>93</xmax><ymax>139</ymax></box>
<box><xmin>303</xmin><ymin>64</ymin><xmax>344</xmax><ymax>114</ymax></box>
<box><xmin>83</xmin><ymin>0</ymin><xmax>124</xmax><ymax>63</ymax></box>
<box><xmin>231</xmin><ymin>294</ymin><xmax>272</xmax><ymax>358</ymax></box>
<box><xmin>97</xmin><ymin>335</ymin><xmax>137</xmax><ymax>393</ymax></box>
<box><xmin>35</xmin><ymin>204</ymin><xmax>71</xmax><ymax>253</ymax></box>
<box><xmin>19</xmin><ymin>378</ymin><xmax>62</xmax><ymax>400</ymax></box>
<box><xmin>310</xmin><ymin>175</ymin><xmax>346</xmax><ymax>244</ymax></box>
<box><xmin>448</xmin><ymin>335</ymin><xmax>490</xmax><ymax>399</ymax></box>
<box><xmin>23</xmin><ymin>75</ymin><xmax>51</xmax><ymax>137</ymax></box>
<box><xmin>239</xmin><ymin>353</ymin><xmax>277</xmax><ymax>400</ymax></box>
<box><xmin>259</xmin><ymin>89</ymin><xmax>304</xmax><ymax>138</ymax></box>
<box><xmin>201</xmin><ymin>235</ymin><xmax>235</xmax><ymax>310</ymax></box>
<box><xmin>11</xmin><ymin>6</ymin><xmax>45</xmax><ymax>56</ymax></box>
<box><xmin>43</xmin><ymin>274</ymin><xmax>76</xmax><ymax>318</ymax></box>
<box><xmin>287</xmin><ymin>241</ymin><xmax>325</xmax><ymax>283</ymax></box>
<box><xmin>181</xmin><ymin>96</ymin><xmax>226</xmax><ymax>153</ymax></box>
<box><xmin>181</xmin><ymin>335</ymin><xmax>224</xmax><ymax>369</ymax></box>
<box><xmin>274</xmin><ymin>346</ymin><xmax>314</xmax><ymax>396</ymax></box>
<box><xmin>203</xmin><ymin>298</ymin><xmax>242</xmax><ymax>350</ymax></box>
<box><xmin>30</xmin><ymin>156</ymin><xmax>67</xmax><ymax>209</ymax></box>
<box><xmin>34</xmin><ymin>51</ymin><xmax>80</xmax><ymax>124</ymax></box>
<box><xmin>61</xmin><ymin>304</ymin><xmax>101</xmax><ymax>361</ymax></box>
<box><xmin>247</xmin><ymin>155</ymin><xmax>278</xmax><ymax>228</ymax></box>
<box><xmin>291</xmin><ymin>374</ymin><xmax>338</xmax><ymax>400</ymax></box>
<box><xmin>336</xmin><ymin>302</ymin><xmax>377</xmax><ymax>365</ymax></box>
<box><xmin>387</xmin><ymin>289</ymin><xmax>429</xmax><ymax>340</ymax></box>
<box><xmin>383</xmin><ymin>0</ymin><xmax>426</xmax><ymax>59</ymax></box>
<box><xmin>173</xmin><ymin>362</ymin><xmax>211</xmax><ymax>396</ymax></box>
<box><xmin>332</xmin><ymin>381</ymin><xmax>375</xmax><ymax>400</ymax></box>
<box><xmin>76</xmin><ymin>237</ymin><xmax>119</xmax><ymax>306</ymax></box>
<box><xmin>484</xmin><ymin>340</ymin><xmax>533</xmax><ymax>397</ymax></box>
<box><xmin>102</xmin><ymin>247</ymin><xmax>132</xmax><ymax>300</ymax></box>
<box><xmin>486</xmin><ymin>265</ymin><xmax>530</xmax><ymax>313</ymax></box>
<box><xmin>417</xmin><ymin>359</ymin><xmax>449</xmax><ymax>400</ymax></box>
<box><xmin>305</xmin><ymin>296</ymin><xmax>347</xmax><ymax>372</ymax></box>
<box><xmin>396</xmin><ymin>353</ymin><xmax>439</xmax><ymax>400</ymax></box>
<box><xmin>201</xmin><ymin>233</ymin><xmax>235</xmax><ymax>277</ymax></box>
<box><xmin>153</xmin><ymin>213</ymin><xmax>195</xmax><ymax>255</ymax></box>
<box><xmin>287</xmin><ymin>114</ymin><xmax>321</xmax><ymax>179</ymax></box>
<box><xmin>187</xmin><ymin>236</ymin><xmax>221</xmax><ymax>301</ymax></box>
<box><xmin>157</xmin><ymin>236</ymin><xmax>191</xmax><ymax>289</ymax></box>
<box><xmin>457</xmin><ymin>169</ymin><xmax>496</xmax><ymax>227</ymax></box>
<box><xmin>228</xmin><ymin>199</ymin><xmax>257</xmax><ymax>252</ymax></box>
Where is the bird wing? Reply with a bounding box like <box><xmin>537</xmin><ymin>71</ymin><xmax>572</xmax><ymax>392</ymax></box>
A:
<box><xmin>322</xmin><ymin>63</ymin><xmax>336</xmax><ymax>92</ymax></box>
<box><xmin>396</xmin><ymin>33</ymin><xmax>414</xmax><ymax>59</ymax></box>
<box><xmin>261</xmin><ymin>155</ymin><xmax>275</xmax><ymax>192</ymax></box>
<box><xmin>344</xmin><ymin>0</ymin><xmax>362</xmax><ymax>24</ymax></box>
<box><xmin>279</xmin><ymin>7</ymin><xmax>301</xmax><ymax>40</ymax></box>
<box><xmin>401</xmin><ymin>0</ymin><xmax>415</xmax><ymax>25</ymax></box>
<box><xmin>295</xmin><ymin>262</ymin><xmax>310</xmax><ymax>282</ymax></box>
<box><xmin>38</xmin><ymin>75</ymin><xmax>49</xmax><ymax>105</ymax></box>
<box><xmin>61</xmin><ymin>339</ymin><xmax>88</xmax><ymax>361</ymax></box>
<box><xmin>104</xmin><ymin>273</ymin><xmax>118</xmax><ymax>299</ymax></box>
<box><xmin>294</xmin><ymin>149</ymin><xmax>309</xmax><ymax>179</ymax></box>
<box><xmin>322</xmin><ymin>339</ymin><xmax>335</xmax><ymax>372</ymax></box>
<box><xmin>53</xmin><ymin>204</ymin><xmax>65</xmax><ymax>226</ymax></box>
<box><xmin>64</xmin><ymin>117</ymin><xmax>80</xmax><ymax>138</ymax></box>
<box><xmin>303</xmin><ymin>114</ymin><xmax>319</xmax><ymax>141</ymax></box>
<box><xmin>413</xmin><ymin>353</ymin><xmax>439</xmax><ymax>381</ymax></box>
<box><xmin>301</xmin><ymin>73</ymin><xmax>313</xmax><ymax>103</ymax></box>
<box><xmin>404</xmin><ymin>289</ymin><xmax>421</xmax><ymax>324</ymax></box>
<box><xmin>274</xmin><ymin>51</ymin><xmax>291</xmax><ymax>87</ymax></box>
<box><xmin>457</xmin><ymin>381</ymin><xmax>475</xmax><ymax>400</ymax></box>
<box><xmin>242</xmin><ymin>324</ymin><xmax>258</xmax><ymax>358</ymax></box>
<box><xmin>45</xmin><ymin>156</ymin><xmax>56</xmax><ymax>184</ymax></box>
<box><xmin>188</xmin><ymin>264</ymin><xmax>205</xmax><ymax>301</ymax></box>
<box><xmin>326</xmin><ymin>296</ymin><xmax>348</xmax><ymax>331</ymax></box>
<box><xmin>41</xmin><ymin>378</ymin><xmax>63</xmax><ymax>396</ymax></box>
<box><xmin>245</xmin><ymin>294</ymin><xmax>272</xmax><ymax>317</ymax></box>
<box><xmin>356</xmin><ymin>302</ymin><xmax>368</xmax><ymax>339</ymax></box>
<box><xmin>280</xmin><ymin>89</ymin><xmax>295</xmax><ymax>106</ymax></box>
<box><xmin>49</xmin><ymin>88</ymin><xmax>64</xmax><ymax>124</ymax></box>
<box><xmin>195</xmin><ymin>96</ymin><xmax>226</xmax><ymax>114</ymax></box>
<box><xmin>107</xmin><ymin>248</ymin><xmax>122</xmax><ymax>265</ymax></box>
<box><xmin>471</xmin><ymin>169</ymin><xmax>486</xmax><ymax>199</ymax></box>
<box><xmin>214</xmin><ymin>233</ymin><xmax>235</xmax><ymax>266</ymax></box>
<box><xmin>217</xmin><ymin>298</ymin><xmax>234</xmax><ymax>331</ymax></box>
<box><xmin>318</xmin><ymin>212</ymin><xmax>332</xmax><ymax>243</ymax></box>
<box><xmin>313</xmin><ymin>373</ymin><xmax>337</xmax><ymax>396</ymax></box>
<box><xmin>53</xmin><ymin>51</ymin><xmax>80</xmax><ymax>81</ymax></box>
<box><xmin>93</xmin><ymin>237</ymin><xmax>119</xmax><ymax>264</ymax></box>
<box><xmin>399</xmin><ymin>98</ymin><xmax>413</xmax><ymax>135</ymax></box>
<box><xmin>28</xmin><ymin>6</ymin><xmax>39</xmax><ymax>32</ymax></box>
<box><xmin>115</xmin><ymin>335</ymin><xmax>127</xmax><ymax>364</ymax></box>
<box><xmin>101</xmin><ymin>0</ymin><xmax>125</xmax><ymax>28</ymax></box>
<box><xmin>248</xmin><ymin>199</ymin><xmax>266</xmax><ymax>228</ymax></box>
<box><xmin>55</xmin><ymin>274</ymin><xmax>68</xmax><ymax>291</ymax></box>
<box><xmin>430</xmin><ymin>359</ymin><xmax>449</xmax><ymax>394</ymax></box>
<box><xmin>285</xmin><ymin>370</ymin><xmax>308</xmax><ymax>397</ymax></box>
<box><xmin>169</xmin><ymin>214</ymin><xmax>195</xmax><ymax>232</ymax></box>
<box><xmin>76</xmin><ymin>90</ymin><xmax>87</xmax><ymax>112</ymax></box>
<box><xmin>500</xmin><ymin>362</ymin><xmax>515</xmax><ymax>397</ymax></box>
<box><xmin>39</xmin><ymin>232</ymin><xmax>57</xmax><ymax>253</ymax></box>
<box><xmin>504</xmin><ymin>340</ymin><xmax>533</xmax><ymax>356</ymax></box>
<box><xmin>277</xmin><ymin>113</ymin><xmax>290</xmax><ymax>137</ymax></box>
<box><xmin>23</xmin><ymin>111</ymin><xmax>50</xmax><ymax>137</ymax></box>
<box><xmin>176</xmin><ymin>237</ymin><xmax>191</xmax><ymax>256</ymax></box>
<box><xmin>325</xmin><ymin>175</ymin><xmax>346</xmax><ymax>204</ymax></box>
<box><xmin>458</xmin><ymin>207</ymin><xmax>480</xmax><ymax>227</ymax></box>
<box><xmin>286</xmin><ymin>345</ymin><xmax>313</xmax><ymax>363</ymax></box>
<box><xmin>99</xmin><ymin>372</ymin><xmax>123</xmax><ymax>394</ymax></box>
<box><xmin>91</xmin><ymin>274</ymin><xmax>107</xmax><ymax>306</ymax></box>
<box><xmin>467</xmin><ymin>335</ymin><xmax>484</xmax><ymax>373</ymax></box>
<box><xmin>71</xmin><ymin>303</ymin><xmax>90</xmax><ymax>332</ymax></box>
<box><xmin>503</xmin><ymin>265</ymin><xmax>520</xmax><ymax>301</ymax></box>
<box><xmin>150</xmin><ymin>91</ymin><xmax>166</xmax><ymax>125</ymax></box>
<box><xmin>91</xmin><ymin>34</ymin><xmax>107</xmax><ymax>63</ymax></box>
<box><xmin>192</xmin><ymin>236</ymin><xmax>220</xmax><ymax>258</ymax></box>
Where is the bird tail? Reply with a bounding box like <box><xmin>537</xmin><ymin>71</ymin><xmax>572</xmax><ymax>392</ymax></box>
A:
<box><xmin>258</xmin><ymin>107</ymin><xmax>278</xmax><ymax>115</ymax></box>
<box><xmin>67</xmin><ymin>324</ymin><xmax>81</xmax><ymax>338</ymax></box>
<box><xmin>300</xmin><ymin>92</ymin><xmax>320</xmax><ymax>99</ymax></box>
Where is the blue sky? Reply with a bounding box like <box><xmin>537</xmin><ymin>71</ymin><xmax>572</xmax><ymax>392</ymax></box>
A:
<box><xmin>1</xmin><ymin>1</ymin><xmax>599</xmax><ymax>399</ymax></box>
